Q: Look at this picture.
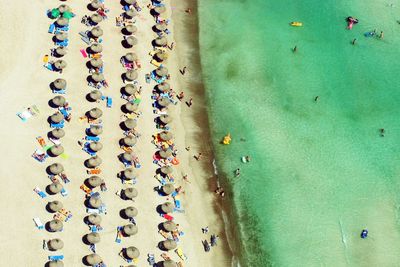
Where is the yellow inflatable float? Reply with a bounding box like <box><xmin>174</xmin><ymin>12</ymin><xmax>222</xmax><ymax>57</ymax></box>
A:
<box><xmin>222</xmin><ymin>134</ymin><xmax>231</xmax><ymax>145</ymax></box>
<box><xmin>290</xmin><ymin>22</ymin><xmax>303</xmax><ymax>27</ymax></box>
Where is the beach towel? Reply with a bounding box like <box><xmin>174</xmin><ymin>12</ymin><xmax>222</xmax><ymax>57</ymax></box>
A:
<box><xmin>34</xmin><ymin>187</ymin><xmax>47</xmax><ymax>198</ymax></box>
<box><xmin>80</xmin><ymin>49</ymin><xmax>88</xmax><ymax>58</ymax></box>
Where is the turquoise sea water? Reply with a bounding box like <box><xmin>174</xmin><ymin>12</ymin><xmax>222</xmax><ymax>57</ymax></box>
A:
<box><xmin>198</xmin><ymin>0</ymin><xmax>400</xmax><ymax>266</ymax></box>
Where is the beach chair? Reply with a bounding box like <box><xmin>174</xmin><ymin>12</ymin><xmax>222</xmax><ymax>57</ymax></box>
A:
<box><xmin>106</xmin><ymin>97</ymin><xmax>112</xmax><ymax>108</ymax></box>
<box><xmin>48</xmin><ymin>255</ymin><xmax>64</xmax><ymax>261</ymax></box>
<box><xmin>50</xmin><ymin>121</ymin><xmax>65</xmax><ymax>128</ymax></box>
<box><xmin>80</xmin><ymin>184</ymin><xmax>92</xmax><ymax>195</ymax></box>
<box><xmin>48</xmin><ymin>23</ymin><xmax>55</xmax><ymax>33</ymax></box>
<box><xmin>33</xmin><ymin>217</ymin><xmax>44</xmax><ymax>230</ymax></box>
<box><xmin>87</xmin><ymin>168</ymin><xmax>102</xmax><ymax>175</ymax></box>
<box><xmin>175</xmin><ymin>248</ymin><xmax>187</xmax><ymax>261</ymax></box>
<box><xmin>81</xmin><ymin>36</ymin><xmax>91</xmax><ymax>45</ymax></box>
<box><xmin>147</xmin><ymin>254</ymin><xmax>156</xmax><ymax>265</ymax></box>
<box><xmin>87</xmin><ymin>208</ymin><xmax>100</xmax><ymax>214</ymax></box>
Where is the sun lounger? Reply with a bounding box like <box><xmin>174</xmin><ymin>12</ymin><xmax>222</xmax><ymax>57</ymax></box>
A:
<box><xmin>122</xmin><ymin>178</ymin><xmax>136</xmax><ymax>185</ymax></box>
<box><xmin>53</xmin><ymin>89</ymin><xmax>66</xmax><ymax>94</ymax></box>
<box><xmin>91</xmin><ymin>53</ymin><xmax>102</xmax><ymax>59</ymax></box>
<box><xmin>80</xmin><ymin>184</ymin><xmax>92</xmax><ymax>195</ymax></box>
<box><xmin>60</xmin><ymin>109</ymin><xmax>70</xmax><ymax>119</ymax></box>
<box><xmin>162</xmin><ymin>214</ymin><xmax>173</xmax><ymax>221</ymax></box>
<box><xmin>81</xmin><ymin>36</ymin><xmax>91</xmax><ymax>45</ymax></box>
<box><xmin>175</xmin><ymin>248</ymin><xmax>187</xmax><ymax>261</ymax></box>
<box><xmin>55</xmin><ymin>40</ymin><xmax>69</xmax><ymax>47</ymax></box>
<box><xmin>161</xmin><ymin>253</ymin><xmax>171</xmax><ymax>261</ymax></box>
<box><xmin>148</xmin><ymin>254</ymin><xmax>156</xmax><ymax>265</ymax></box>
<box><xmin>59</xmin><ymin>173</ymin><xmax>70</xmax><ymax>184</ymax></box>
<box><xmin>49</xmin><ymin>137</ymin><xmax>61</xmax><ymax>145</ymax></box>
<box><xmin>87</xmin><ymin>168</ymin><xmax>101</xmax><ymax>175</ymax></box>
<box><xmin>106</xmin><ymin>97</ymin><xmax>112</xmax><ymax>108</ymax></box>
<box><xmin>150</xmin><ymin>59</ymin><xmax>162</xmax><ymax>68</ymax></box>
<box><xmin>85</xmin><ymin>135</ymin><xmax>100</xmax><ymax>142</ymax></box>
<box><xmin>90</xmin><ymin>225</ymin><xmax>103</xmax><ymax>232</ymax></box>
<box><xmin>50</xmin><ymin>121</ymin><xmax>65</xmax><ymax>128</ymax></box>
<box><xmin>79</xmin><ymin>31</ymin><xmax>88</xmax><ymax>38</ymax></box>
<box><xmin>36</xmin><ymin>136</ymin><xmax>46</xmax><ymax>147</ymax></box>
<box><xmin>56</xmin><ymin>25</ymin><xmax>69</xmax><ymax>32</ymax></box>
<box><xmin>48</xmin><ymin>255</ymin><xmax>64</xmax><ymax>261</ymax></box>
<box><xmin>60</xmin><ymin>187</ymin><xmax>68</xmax><ymax>197</ymax></box>
<box><xmin>174</xmin><ymin>200</ymin><xmax>181</xmax><ymax>209</ymax></box>
<box><xmin>90</xmin><ymin>243</ymin><xmax>96</xmax><ymax>253</ymax></box>
<box><xmin>80</xmin><ymin>49</ymin><xmax>88</xmax><ymax>58</ymax></box>
<box><xmin>159</xmin><ymin>229</ymin><xmax>169</xmax><ymax>239</ymax></box>
<box><xmin>32</xmin><ymin>149</ymin><xmax>48</xmax><ymax>163</ymax></box>
<box><xmin>48</xmin><ymin>23</ymin><xmax>55</xmax><ymax>33</ymax></box>
<box><xmin>115</xmin><ymin>226</ymin><xmax>122</xmax><ymax>243</ymax></box>
<box><xmin>33</xmin><ymin>217</ymin><xmax>44</xmax><ymax>229</ymax></box>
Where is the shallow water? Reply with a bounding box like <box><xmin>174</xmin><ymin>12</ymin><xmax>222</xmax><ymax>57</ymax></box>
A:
<box><xmin>198</xmin><ymin>0</ymin><xmax>400</xmax><ymax>266</ymax></box>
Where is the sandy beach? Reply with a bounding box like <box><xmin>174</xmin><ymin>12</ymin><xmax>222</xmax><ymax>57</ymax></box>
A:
<box><xmin>0</xmin><ymin>0</ymin><xmax>231</xmax><ymax>266</ymax></box>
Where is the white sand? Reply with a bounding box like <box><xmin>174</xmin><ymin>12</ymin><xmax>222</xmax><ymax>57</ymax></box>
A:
<box><xmin>0</xmin><ymin>0</ymin><xmax>230</xmax><ymax>266</ymax></box>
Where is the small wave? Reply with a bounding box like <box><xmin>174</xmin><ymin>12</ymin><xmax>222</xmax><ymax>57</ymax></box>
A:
<box><xmin>212</xmin><ymin>158</ymin><xmax>219</xmax><ymax>175</ymax></box>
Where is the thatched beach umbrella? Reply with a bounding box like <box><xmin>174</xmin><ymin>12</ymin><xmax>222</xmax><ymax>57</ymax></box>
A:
<box><xmin>53</xmin><ymin>78</ymin><xmax>66</xmax><ymax>90</ymax></box>
<box><xmin>159</xmin><ymin>114</ymin><xmax>172</xmax><ymax>124</ymax></box>
<box><xmin>154</xmin><ymin>6</ymin><xmax>166</xmax><ymax>14</ymax></box>
<box><xmin>55</xmin><ymin>32</ymin><xmax>68</xmax><ymax>41</ymax></box>
<box><xmin>90</xmin><ymin>26</ymin><xmax>103</xmax><ymax>38</ymax></box>
<box><xmin>49</xmin><ymin>182</ymin><xmax>63</xmax><ymax>194</ymax></box>
<box><xmin>162</xmin><ymin>221</ymin><xmax>177</xmax><ymax>232</ymax></box>
<box><xmin>89</xmin><ymin>58</ymin><xmax>103</xmax><ymax>68</ymax></box>
<box><xmin>54</xmin><ymin>60</ymin><xmax>67</xmax><ymax>70</ymax></box>
<box><xmin>90</xmin><ymin>0</ymin><xmax>101</xmax><ymax>10</ymax></box>
<box><xmin>122</xmin><ymin>152</ymin><xmax>133</xmax><ymax>162</ymax></box>
<box><xmin>125</xmin><ymin>246</ymin><xmax>140</xmax><ymax>259</ymax></box>
<box><xmin>123</xmin><ymin>168</ymin><xmax>136</xmax><ymax>180</ymax></box>
<box><xmin>89</xmin><ymin>125</ymin><xmax>103</xmax><ymax>136</ymax></box>
<box><xmin>155</xmin><ymin>52</ymin><xmax>168</xmax><ymax>62</ymax></box>
<box><xmin>123</xmin><ymin>25</ymin><xmax>137</xmax><ymax>34</ymax></box>
<box><xmin>89</xmin><ymin>108</ymin><xmax>103</xmax><ymax>119</ymax></box>
<box><xmin>123</xmin><ymin>84</ymin><xmax>138</xmax><ymax>95</ymax></box>
<box><xmin>56</xmin><ymin>17</ymin><xmax>69</xmax><ymax>26</ymax></box>
<box><xmin>87</xmin><ymin>176</ymin><xmax>102</xmax><ymax>188</ymax></box>
<box><xmin>161</xmin><ymin>260</ymin><xmax>177</xmax><ymax>267</ymax></box>
<box><xmin>159</xmin><ymin>148</ymin><xmax>172</xmax><ymax>159</ymax></box>
<box><xmin>50</xmin><ymin>145</ymin><xmax>64</xmax><ymax>156</ymax></box>
<box><xmin>89</xmin><ymin>141</ymin><xmax>103</xmax><ymax>152</ymax></box>
<box><xmin>58</xmin><ymin>4</ymin><xmax>71</xmax><ymax>13</ymax></box>
<box><xmin>51</xmin><ymin>96</ymin><xmax>66</xmax><ymax>107</ymax></box>
<box><xmin>125</xmin><ymin>70</ymin><xmax>138</xmax><ymax>81</ymax></box>
<box><xmin>122</xmin><ymin>188</ymin><xmax>138</xmax><ymax>199</ymax></box>
<box><xmin>48</xmin><ymin>219</ymin><xmax>63</xmax><ymax>232</ymax></box>
<box><xmin>124</xmin><ymin>206</ymin><xmax>138</xmax><ymax>218</ymax></box>
<box><xmin>86</xmin><ymin>254</ymin><xmax>102</xmax><ymax>265</ymax></box>
<box><xmin>48</xmin><ymin>201</ymin><xmax>63</xmax><ymax>212</ymax></box>
<box><xmin>125</xmin><ymin>52</ymin><xmax>138</xmax><ymax>62</ymax></box>
<box><xmin>122</xmin><ymin>136</ymin><xmax>137</xmax><ymax>146</ymax></box>
<box><xmin>48</xmin><ymin>239</ymin><xmax>64</xmax><ymax>251</ymax></box>
<box><xmin>162</xmin><ymin>240</ymin><xmax>177</xmax><ymax>251</ymax></box>
<box><xmin>157</xmin><ymin>82</ymin><xmax>170</xmax><ymax>92</ymax></box>
<box><xmin>162</xmin><ymin>184</ymin><xmax>175</xmax><ymax>195</ymax></box>
<box><xmin>154</xmin><ymin>36</ymin><xmax>167</xmax><ymax>47</ymax></box>
<box><xmin>55</xmin><ymin>47</ymin><xmax>67</xmax><ymax>57</ymax></box>
<box><xmin>159</xmin><ymin>131</ymin><xmax>173</xmax><ymax>141</ymax></box>
<box><xmin>157</xmin><ymin>97</ymin><xmax>170</xmax><ymax>107</ymax></box>
<box><xmin>51</xmin><ymin>113</ymin><xmax>64</xmax><ymax>123</ymax></box>
<box><xmin>90</xmin><ymin>43</ymin><xmax>103</xmax><ymax>53</ymax></box>
<box><xmin>160</xmin><ymin>166</ymin><xmax>173</xmax><ymax>175</ymax></box>
<box><xmin>86</xmin><ymin>233</ymin><xmax>101</xmax><ymax>244</ymax></box>
<box><xmin>123</xmin><ymin>224</ymin><xmax>138</xmax><ymax>236</ymax></box>
<box><xmin>89</xmin><ymin>196</ymin><xmax>102</xmax><ymax>208</ymax></box>
<box><xmin>125</xmin><ymin>9</ymin><xmax>138</xmax><ymax>18</ymax></box>
<box><xmin>155</xmin><ymin>23</ymin><xmax>167</xmax><ymax>32</ymax></box>
<box><xmin>87</xmin><ymin>156</ymin><xmax>102</xmax><ymax>167</ymax></box>
<box><xmin>90</xmin><ymin>13</ymin><xmax>102</xmax><ymax>24</ymax></box>
<box><xmin>51</xmin><ymin>128</ymin><xmax>65</xmax><ymax>139</ymax></box>
<box><xmin>124</xmin><ymin>0</ymin><xmax>136</xmax><ymax>4</ymax></box>
<box><xmin>49</xmin><ymin>163</ymin><xmax>64</xmax><ymax>174</ymax></box>
<box><xmin>48</xmin><ymin>261</ymin><xmax>64</xmax><ymax>267</ymax></box>
<box><xmin>126</xmin><ymin>36</ymin><xmax>138</xmax><ymax>46</ymax></box>
<box><xmin>91</xmin><ymin>73</ymin><xmax>104</xmax><ymax>82</ymax></box>
<box><xmin>124</xmin><ymin>118</ymin><xmax>137</xmax><ymax>129</ymax></box>
<box><xmin>88</xmin><ymin>214</ymin><xmax>102</xmax><ymax>225</ymax></box>
<box><xmin>124</xmin><ymin>102</ymin><xmax>139</xmax><ymax>113</ymax></box>
<box><xmin>155</xmin><ymin>67</ymin><xmax>168</xmax><ymax>77</ymax></box>
<box><xmin>161</xmin><ymin>202</ymin><xmax>174</xmax><ymax>213</ymax></box>
<box><xmin>89</xmin><ymin>90</ymin><xmax>102</xmax><ymax>101</ymax></box>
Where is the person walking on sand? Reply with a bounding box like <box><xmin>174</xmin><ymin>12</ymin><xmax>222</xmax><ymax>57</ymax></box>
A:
<box><xmin>195</xmin><ymin>152</ymin><xmax>202</xmax><ymax>161</ymax></box>
<box><xmin>202</xmin><ymin>226</ymin><xmax>209</xmax><ymax>234</ymax></box>
<box><xmin>177</xmin><ymin>91</ymin><xmax>184</xmax><ymax>101</ymax></box>
<box><xmin>314</xmin><ymin>96</ymin><xmax>319</xmax><ymax>102</ymax></box>
<box><xmin>187</xmin><ymin>98</ymin><xmax>193</xmax><ymax>107</ymax></box>
<box><xmin>180</xmin><ymin>66</ymin><xmax>187</xmax><ymax>75</ymax></box>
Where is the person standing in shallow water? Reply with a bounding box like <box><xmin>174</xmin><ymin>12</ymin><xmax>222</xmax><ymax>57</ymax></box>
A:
<box><xmin>293</xmin><ymin>46</ymin><xmax>297</xmax><ymax>53</ymax></box>
<box><xmin>352</xmin><ymin>38</ymin><xmax>356</xmax><ymax>45</ymax></box>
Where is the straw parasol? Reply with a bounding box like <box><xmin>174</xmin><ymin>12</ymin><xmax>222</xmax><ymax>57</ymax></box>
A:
<box><xmin>90</xmin><ymin>26</ymin><xmax>103</xmax><ymax>38</ymax></box>
<box><xmin>122</xmin><ymin>188</ymin><xmax>138</xmax><ymax>199</ymax></box>
<box><xmin>86</xmin><ymin>233</ymin><xmax>101</xmax><ymax>244</ymax></box>
<box><xmin>48</xmin><ymin>219</ymin><xmax>63</xmax><ymax>232</ymax></box>
<box><xmin>89</xmin><ymin>58</ymin><xmax>103</xmax><ymax>68</ymax></box>
<box><xmin>159</xmin><ymin>131</ymin><xmax>173</xmax><ymax>141</ymax></box>
<box><xmin>51</xmin><ymin>96</ymin><xmax>66</xmax><ymax>107</ymax></box>
<box><xmin>89</xmin><ymin>196</ymin><xmax>102</xmax><ymax>208</ymax></box>
<box><xmin>123</xmin><ymin>224</ymin><xmax>138</xmax><ymax>236</ymax></box>
<box><xmin>154</xmin><ymin>36</ymin><xmax>167</xmax><ymax>47</ymax></box>
<box><xmin>157</xmin><ymin>97</ymin><xmax>170</xmax><ymax>107</ymax></box>
<box><xmin>122</xmin><ymin>152</ymin><xmax>133</xmax><ymax>162</ymax></box>
<box><xmin>49</xmin><ymin>163</ymin><xmax>64</xmax><ymax>174</ymax></box>
<box><xmin>87</xmin><ymin>176</ymin><xmax>102</xmax><ymax>188</ymax></box>
<box><xmin>125</xmin><ymin>9</ymin><xmax>138</xmax><ymax>18</ymax></box>
<box><xmin>88</xmin><ymin>214</ymin><xmax>101</xmax><ymax>225</ymax></box>
<box><xmin>58</xmin><ymin>4</ymin><xmax>71</xmax><ymax>13</ymax></box>
<box><xmin>48</xmin><ymin>200</ymin><xmax>63</xmax><ymax>212</ymax></box>
<box><xmin>159</xmin><ymin>114</ymin><xmax>172</xmax><ymax>124</ymax></box>
<box><xmin>89</xmin><ymin>108</ymin><xmax>103</xmax><ymax>119</ymax></box>
<box><xmin>124</xmin><ymin>206</ymin><xmax>138</xmax><ymax>218</ymax></box>
<box><xmin>86</xmin><ymin>254</ymin><xmax>102</xmax><ymax>265</ymax></box>
<box><xmin>124</xmin><ymin>0</ymin><xmax>136</xmax><ymax>4</ymax></box>
<box><xmin>55</xmin><ymin>32</ymin><xmax>68</xmax><ymax>41</ymax></box>
<box><xmin>125</xmin><ymin>246</ymin><xmax>140</xmax><ymax>259</ymax></box>
<box><xmin>160</xmin><ymin>166</ymin><xmax>173</xmax><ymax>175</ymax></box>
<box><xmin>125</xmin><ymin>70</ymin><xmax>138</xmax><ymax>81</ymax></box>
<box><xmin>87</xmin><ymin>156</ymin><xmax>102</xmax><ymax>167</ymax></box>
<box><xmin>124</xmin><ymin>118</ymin><xmax>137</xmax><ymax>129</ymax></box>
<box><xmin>162</xmin><ymin>221</ymin><xmax>177</xmax><ymax>232</ymax></box>
<box><xmin>162</xmin><ymin>184</ymin><xmax>175</xmax><ymax>195</ymax></box>
<box><xmin>155</xmin><ymin>52</ymin><xmax>168</xmax><ymax>62</ymax></box>
<box><xmin>91</xmin><ymin>73</ymin><xmax>104</xmax><ymax>82</ymax></box>
<box><xmin>51</xmin><ymin>113</ymin><xmax>64</xmax><ymax>123</ymax></box>
<box><xmin>123</xmin><ymin>25</ymin><xmax>137</xmax><ymax>34</ymax></box>
<box><xmin>123</xmin><ymin>84</ymin><xmax>137</xmax><ymax>95</ymax></box>
<box><xmin>156</xmin><ymin>82</ymin><xmax>170</xmax><ymax>92</ymax></box>
<box><xmin>125</xmin><ymin>52</ymin><xmax>138</xmax><ymax>62</ymax></box>
<box><xmin>89</xmin><ymin>141</ymin><xmax>103</xmax><ymax>152</ymax></box>
<box><xmin>123</xmin><ymin>168</ymin><xmax>136</xmax><ymax>180</ymax></box>
<box><xmin>122</xmin><ymin>136</ymin><xmax>137</xmax><ymax>146</ymax></box>
<box><xmin>159</xmin><ymin>148</ymin><xmax>173</xmax><ymax>159</ymax></box>
<box><xmin>56</xmin><ymin>17</ymin><xmax>69</xmax><ymax>26</ymax></box>
<box><xmin>89</xmin><ymin>90</ymin><xmax>102</xmax><ymax>101</ymax></box>
<box><xmin>55</xmin><ymin>47</ymin><xmax>67</xmax><ymax>56</ymax></box>
<box><xmin>90</xmin><ymin>43</ymin><xmax>103</xmax><ymax>53</ymax></box>
<box><xmin>54</xmin><ymin>60</ymin><xmax>67</xmax><ymax>70</ymax></box>
<box><xmin>50</xmin><ymin>145</ymin><xmax>64</xmax><ymax>156</ymax></box>
<box><xmin>155</xmin><ymin>67</ymin><xmax>168</xmax><ymax>77</ymax></box>
<box><xmin>155</xmin><ymin>23</ymin><xmax>167</xmax><ymax>32</ymax></box>
<box><xmin>53</xmin><ymin>78</ymin><xmax>66</xmax><ymax>90</ymax></box>
<box><xmin>48</xmin><ymin>239</ymin><xmax>64</xmax><ymax>250</ymax></box>
<box><xmin>89</xmin><ymin>125</ymin><xmax>103</xmax><ymax>136</ymax></box>
<box><xmin>124</xmin><ymin>102</ymin><xmax>139</xmax><ymax>113</ymax></box>
<box><xmin>49</xmin><ymin>182</ymin><xmax>63</xmax><ymax>194</ymax></box>
<box><xmin>90</xmin><ymin>0</ymin><xmax>101</xmax><ymax>10</ymax></box>
<box><xmin>48</xmin><ymin>261</ymin><xmax>64</xmax><ymax>267</ymax></box>
<box><xmin>90</xmin><ymin>13</ymin><xmax>102</xmax><ymax>23</ymax></box>
<box><xmin>161</xmin><ymin>202</ymin><xmax>174</xmax><ymax>213</ymax></box>
<box><xmin>161</xmin><ymin>260</ymin><xmax>177</xmax><ymax>267</ymax></box>
<box><xmin>126</xmin><ymin>36</ymin><xmax>138</xmax><ymax>46</ymax></box>
<box><xmin>154</xmin><ymin>6</ymin><xmax>166</xmax><ymax>14</ymax></box>
<box><xmin>51</xmin><ymin>128</ymin><xmax>65</xmax><ymax>139</ymax></box>
<box><xmin>162</xmin><ymin>240</ymin><xmax>177</xmax><ymax>251</ymax></box>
